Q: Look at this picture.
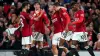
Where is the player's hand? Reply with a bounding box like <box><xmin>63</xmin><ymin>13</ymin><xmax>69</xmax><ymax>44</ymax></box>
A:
<box><xmin>68</xmin><ymin>22</ymin><xmax>73</xmax><ymax>26</ymax></box>
<box><xmin>72</xmin><ymin>25</ymin><xmax>76</xmax><ymax>31</ymax></box>
<box><xmin>73</xmin><ymin>25</ymin><xmax>76</xmax><ymax>28</ymax></box>
<box><xmin>49</xmin><ymin>32</ymin><xmax>54</xmax><ymax>40</ymax></box>
<box><xmin>31</xmin><ymin>16</ymin><xmax>39</xmax><ymax>21</ymax></box>
<box><xmin>10</xmin><ymin>40</ymin><xmax>15</xmax><ymax>46</ymax></box>
<box><xmin>65</xmin><ymin>27</ymin><xmax>69</xmax><ymax>32</ymax></box>
<box><xmin>65</xmin><ymin>25</ymin><xmax>69</xmax><ymax>32</ymax></box>
<box><xmin>51</xmin><ymin>26</ymin><xmax>54</xmax><ymax>32</ymax></box>
<box><xmin>45</xmin><ymin>26</ymin><xmax>50</xmax><ymax>35</ymax></box>
<box><xmin>31</xmin><ymin>24</ymin><xmax>35</xmax><ymax>31</ymax></box>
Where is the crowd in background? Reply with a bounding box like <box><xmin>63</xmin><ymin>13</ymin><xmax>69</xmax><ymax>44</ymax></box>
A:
<box><xmin>0</xmin><ymin>0</ymin><xmax>100</xmax><ymax>50</ymax></box>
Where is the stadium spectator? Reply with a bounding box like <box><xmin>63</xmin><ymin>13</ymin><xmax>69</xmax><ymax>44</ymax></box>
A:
<box><xmin>16</xmin><ymin>2</ymin><xmax>22</xmax><ymax>15</ymax></box>
<box><xmin>3</xmin><ymin>3</ymin><xmax>11</xmax><ymax>16</ymax></box>
<box><xmin>0</xmin><ymin>21</ymin><xmax>6</xmax><ymax>48</ymax></box>
<box><xmin>94</xmin><ymin>33</ymin><xmax>100</xmax><ymax>51</ymax></box>
<box><xmin>7</xmin><ymin>34</ymin><xmax>21</xmax><ymax>50</ymax></box>
<box><xmin>0</xmin><ymin>6</ymin><xmax>4</xmax><ymax>17</ymax></box>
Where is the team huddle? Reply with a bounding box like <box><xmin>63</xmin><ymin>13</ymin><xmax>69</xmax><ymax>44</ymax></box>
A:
<box><xmin>19</xmin><ymin>1</ymin><xmax>95</xmax><ymax>56</ymax></box>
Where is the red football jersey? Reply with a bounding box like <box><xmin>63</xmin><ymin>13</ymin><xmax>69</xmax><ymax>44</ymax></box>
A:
<box><xmin>20</xmin><ymin>12</ymin><xmax>32</xmax><ymax>37</ymax></box>
<box><xmin>72</xmin><ymin>10</ymin><xmax>86</xmax><ymax>32</ymax></box>
<box><xmin>59</xmin><ymin>8</ymin><xmax>71</xmax><ymax>30</ymax></box>
<box><xmin>4</xmin><ymin>5</ymin><xmax>10</xmax><ymax>14</ymax></box>
<box><xmin>51</xmin><ymin>11</ymin><xmax>63</xmax><ymax>34</ymax></box>
<box><xmin>68</xmin><ymin>25</ymin><xmax>74</xmax><ymax>31</ymax></box>
<box><xmin>30</xmin><ymin>10</ymin><xmax>50</xmax><ymax>34</ymax></box>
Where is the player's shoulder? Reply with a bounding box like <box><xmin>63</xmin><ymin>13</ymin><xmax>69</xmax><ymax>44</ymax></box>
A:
<box><xmin>20</xmin><ymin>12</ymin><xmax>24</xmax><ymax>15</ymax></box>
<box><xmin>41</xmin><ymin>9</ymin><xmax>46</xmax><ymax>13</ymax></box>
<box><xmin>60</xmin><ymin>7</ymin><xmax>67</xmax><ymax>12</ymax></box>
<box><xmin>78</xmin><ymin>10</ymin><xmax>84</xmax><ymax>13</ymax></box>
<box><xmin>61</xmin><ymin>7</ymin><xmax>67</xmax><ymax>10</ymax></box>
<box><xmin>21</xmin><ymin>11</ymin><xmax>29</xmax><ymax>16</ymax></box>
<box><xmin>40</xmin><ymin>9</ymin><xmax>47</xmax><ymax>17</ymax></box>
<box><xmin>20</xmin><ymin>12</ymin><xmax>26</xmax><ymax>16</ymax></box>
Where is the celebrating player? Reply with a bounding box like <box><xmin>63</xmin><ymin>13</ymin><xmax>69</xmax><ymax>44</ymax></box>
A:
<box><xmin>70</xmin><ymin>2</ymin><xmax>95</xmax><ymax>56</ymax></box>
<box><xmin>48</xmin><ymin>3</ymin><xmax>73</xmax><ymax>56</ymax></box>
<box><xmin>53</xmin><ymin>2</ymin><xmax>74</xmax><ymax>56</ymax></box>
<box><xmin>20</xmin><ymin>1</ymin><xmax>32</xmax><ymax>51</ymax></box>
<box><xmin>30</xmin><ymin>2</ymin><xmax>50</xmax><ymax>56</ymax></box>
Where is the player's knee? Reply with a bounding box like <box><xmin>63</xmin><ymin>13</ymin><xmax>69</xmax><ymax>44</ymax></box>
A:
<box><xmin>64</xmin><ymin>41</ymin><xmax>69</xmax><ymax>48</ymax></box>
<box><xmin>63</xmin><ymin>47</ymin><xmax>69</xmax><ymax>53</ymax></box>
<box><xmin>59</xmin><ymin>38</ymin><xmax>65</xmax><ymax>46</ymax></box>
<box><xmin>32</xmin><ymin>40</ymin><xmax>35</xmax><ymax>44</ymax></box>
<box><xmin>52</xmin><ymin>45</ymin><xmax>57</xmax><ymax>49</ymax></box>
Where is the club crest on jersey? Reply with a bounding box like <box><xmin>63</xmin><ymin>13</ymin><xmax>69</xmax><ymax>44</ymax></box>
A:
<box><xmin>33</xmin><ymin>13</ymin><xmax>36</xmax><ymax>16</ymax></box>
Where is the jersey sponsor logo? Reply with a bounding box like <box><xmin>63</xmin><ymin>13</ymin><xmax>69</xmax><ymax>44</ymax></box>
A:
<box><xmin>75</xmin><ymin>18</ymin><xmax>79</xmax><ymax>21</ymax></box>
<box><xmin>80</xmin><ymin>14</ymin><xmax>84</xmax><ymax>17</ymax></box>
<box><xmin>63</xmin><ymin>12</ymin><xmax>66</xmax><ymax>15</ymax></box>
<box><xmin>52</xmin><ymin>18</ymin><xmax>57</xmax><ymax>23</ymax></box>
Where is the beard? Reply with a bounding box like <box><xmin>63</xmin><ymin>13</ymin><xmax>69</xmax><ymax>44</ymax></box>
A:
<box><xmin>49</xmin><ymin>11</ymin><xmax>53</xmax><ymax>14</ymax></box>
<box><xmin>73</xmin><ymin>8</ymin><xmax>78</xmax><ymax>12</ymax></box>
<box><xmin>26</xmin><ymin>8</ymin><xmax>30</xmax><ymax>13</ymax></box>
<box><xmin>49</xmin><ymin>10</ymin><xmax>55</xmax><ymax>16</ymax></box>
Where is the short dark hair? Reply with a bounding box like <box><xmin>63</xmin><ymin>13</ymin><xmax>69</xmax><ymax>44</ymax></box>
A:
<box><xmin>22</xmin><ymin>1</ymin><xmax>30</xmax><ymax>9</ymax></box>
<box><xmin>34</xmin><ymin>2</ymin><xmax>40</xmax><ymax>5</ymax></box>
<box><xmin>71</xmin><ymin>2</ymin><xmax>77</xmax><ymax>7</ymax></box>
<box><xmin>53</xmin><ymin>2</ymin><xmax>60</xmax><ymax>6</ymax></box>
<box><xmin>12</xmin><ymin>12</ymin><xmax>18</xmax><ymax>16</ymax></box>
<box><xmin>71</xmin><ymin>2</ymin><xmax>78</xmax><ymax>8</ymax></box>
